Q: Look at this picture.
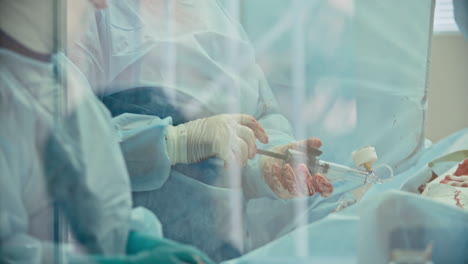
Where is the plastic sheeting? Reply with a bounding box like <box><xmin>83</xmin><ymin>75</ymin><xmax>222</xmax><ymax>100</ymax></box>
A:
<box><xmin>240</xmin><ymin>0</ymin><xmax>434</xmax><ymax>172</ymax></box>
<box><xmin>5</xmin><ymin>0</ymin><xmax>464</xmax><ymax>263</ymax></box>
<box><xmin>68</xmin><ymin>0</ymin><xmax>439</xmax><ymax>262</ymax></box>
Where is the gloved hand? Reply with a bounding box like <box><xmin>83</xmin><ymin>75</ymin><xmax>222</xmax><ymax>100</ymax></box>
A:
<box><xmin>442</xmin><ymin>175</ymin><xmax>468</xmax><ymax>187</ymax></box>
<box><xmin>166</xmin><ymin>114</ymin><xmax>269</xmax><ymax>168</ymax></box>
<box><xmin>261</xmin><ymin>138</ymin><xmax>334</xmax><ymax>199</ymax></box>
<box><xmin>440</xmin><ymin>159</ymin><xmax>468</xmax><ymax>187</ymax></box>
<box><xmin>71</xmin><ymin>232</ymin><xmax>215</xmax><ymax>264</ymax></box>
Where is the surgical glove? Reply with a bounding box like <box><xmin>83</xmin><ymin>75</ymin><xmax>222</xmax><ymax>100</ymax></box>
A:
<box><xmin>440</xmin><ymin>159</ymin><xmax>468</xmax><ymax>187</ymax></box>
<box><xmin>442</xmin><ymin>175</ymin><xmax>468</xmax><ymax>187</ymax></box>
<box><xmin>166</xmin><ymin>114</ymin><xmax>269</xmax><ymax>167</ymax></box>
<box><xmin>261</xmin><ymin>138</ymin><xmax>334</xmax><ymax>199</ymax></box>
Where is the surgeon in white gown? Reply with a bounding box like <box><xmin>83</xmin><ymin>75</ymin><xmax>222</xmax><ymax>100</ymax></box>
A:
<box><xmin>0</xmin><ymin>0</ymin><xmax>215</xmax><ymax>263</ymax></box>
<box><xmin>69</xmin><ymin>0</ymin><xmax>337</xmax><ymax>261</ymax></box>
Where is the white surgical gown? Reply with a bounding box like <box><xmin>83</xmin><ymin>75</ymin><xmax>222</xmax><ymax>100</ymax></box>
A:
<box><xmin>0</xmin><ymin>48</ymin><xmax>162</xmax><ymax>263</ymax></box>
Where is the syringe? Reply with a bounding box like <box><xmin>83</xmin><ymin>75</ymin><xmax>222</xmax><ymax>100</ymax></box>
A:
<box><xmin>314</xmin><ymin>159</ymin><xmax>383</xmax><ymax>184</ymax></box>
<box><xmin>257</xmin><ymin>147</ymin><xmax>387</xmax><ymax>185</ymax></box>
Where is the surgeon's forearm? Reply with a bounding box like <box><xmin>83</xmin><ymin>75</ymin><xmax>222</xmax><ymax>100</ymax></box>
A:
<box><xmin>113</xmin><ymin>113</ymin><xmax>173</xmax><ymax>191</ymax></box>
<box><xmin>165</xmin><ymin>124</ymin><xmax>188</xmax><ymax>165</ymax></box>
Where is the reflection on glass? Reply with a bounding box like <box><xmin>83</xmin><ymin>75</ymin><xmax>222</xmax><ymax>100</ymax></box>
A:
<box><xmin>4</xmin><ymin>1</ymin><xmax>465</xmax><ymax>264</ymax></box>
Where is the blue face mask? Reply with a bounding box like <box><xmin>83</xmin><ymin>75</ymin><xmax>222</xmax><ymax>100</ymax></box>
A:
<box><xmin>454</xmin><ymin>0</ymin><xmax>468</xmax><ymax>39</ymax></box>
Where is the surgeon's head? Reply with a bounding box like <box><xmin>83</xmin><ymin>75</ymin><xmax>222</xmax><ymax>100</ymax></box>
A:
<box><xmin>0</xmin><ymin>0</ymin><xmax>108</xmax><ymax>55</ymax></box>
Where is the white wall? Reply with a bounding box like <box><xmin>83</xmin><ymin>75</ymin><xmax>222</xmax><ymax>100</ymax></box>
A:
<box><xmin>426</xmin><ymin>34</ymin><xmax>468</xmax><ymax>142</ymax></box>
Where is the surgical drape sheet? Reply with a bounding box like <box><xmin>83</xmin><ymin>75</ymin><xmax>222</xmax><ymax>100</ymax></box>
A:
<box><xmin>223</xmin><ymin>129</ymin><xmax>468</xmax><ymax>264</ymax></box>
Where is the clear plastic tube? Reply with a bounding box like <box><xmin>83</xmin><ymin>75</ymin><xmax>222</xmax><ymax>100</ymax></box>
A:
<box><xmin>373</xmin><ymin>163</ymin><xmax>394</xmax><ymax>182</ymax></box>
<box><xmin>316</xmin><ymin>160</ymin><xmax>372</xmax><ymax>184</ymax></box>
<box><xmin>258</xmin><ymin>148</ymin><xmax>394</xmax><ymax>185</ymax></box>
<box><xmin>314</xmin><ymin>160</ymin><xmax>394</xmax><ymax>184</ymax></box>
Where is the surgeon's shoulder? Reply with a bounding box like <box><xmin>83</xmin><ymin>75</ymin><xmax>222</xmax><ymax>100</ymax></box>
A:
<box><xmin>0</xmin><ymin>74</ymin><xmax>45</xmax><ymax>137</ymax></box>
<box><xmin>1</xmin><ymin>75</ymin><xmax>31</xmax><ymax>114</ymax></box>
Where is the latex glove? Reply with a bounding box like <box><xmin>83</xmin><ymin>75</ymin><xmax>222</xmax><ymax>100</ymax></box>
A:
<box><xmin>71</xmin><ymin>232</ymin><xmax>215</xmax><ymax>264</ymax></box>
<box><xmin>166</xmin><ymin>114</ymin><xmax>269</xmax><ymax>168</ymax></box>
<box><xmin>261</xmin><ymin>138</ymin><xmax>334</xmax><ymax>199</ymax></box>
<box><xmin>440</xmin><ymin>159</ymin><xmax>468</xmax><ymax>187</ymax></box>
<box><xmin>442</xmin><ymin>175</ymin><xmax>468</xmax><ymax>187</ymax></box>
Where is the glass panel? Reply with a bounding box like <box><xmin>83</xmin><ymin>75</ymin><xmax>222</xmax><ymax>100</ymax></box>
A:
<box><xmin>241</xmin><ymin>0</ymin><xmax>434</xmax><ymax>172</ymax></box>
<box><xmin>6</xmin><ymin>1</ymin><xmax>468</xmax><ymax>264</ymax></box>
